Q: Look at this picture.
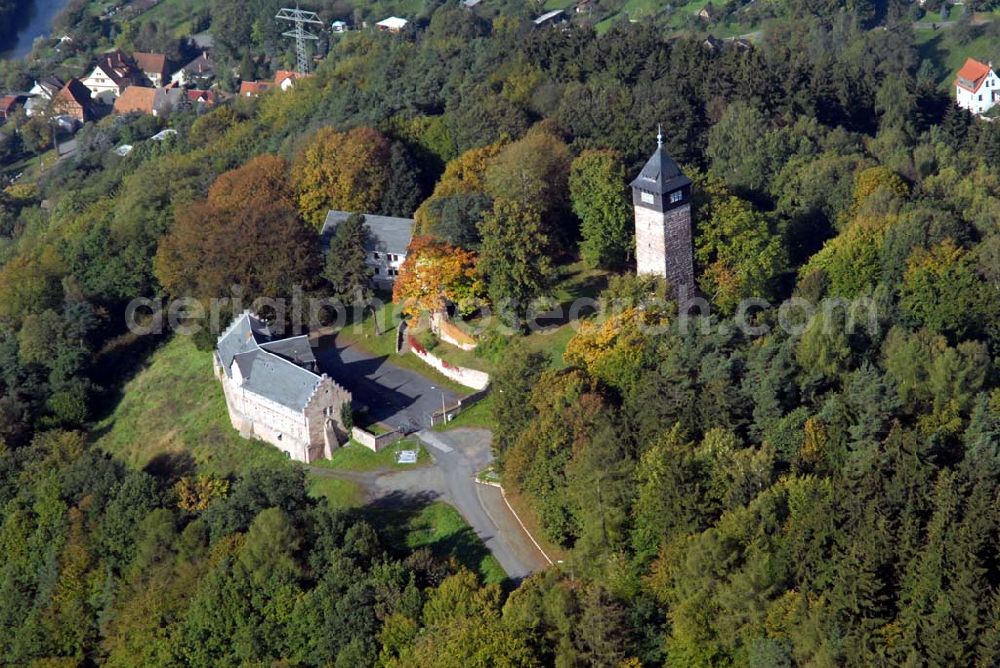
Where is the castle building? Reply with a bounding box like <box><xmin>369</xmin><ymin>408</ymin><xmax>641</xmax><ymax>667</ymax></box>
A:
<box><xmin>630</xmin><ymin>129</ymin><xmax>695</xmax><ymax>297</ymax></box>
<box><xmin>214</xmin><ymin>312</ymin><xmax>352</xmax><ymax>462</ymax></box>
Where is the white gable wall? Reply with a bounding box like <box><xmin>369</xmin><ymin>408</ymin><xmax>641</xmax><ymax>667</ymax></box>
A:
<box><xmin>957</xmin><ymin>69</ymin><xmax>1000</xmax><ymax>115</ymax></box>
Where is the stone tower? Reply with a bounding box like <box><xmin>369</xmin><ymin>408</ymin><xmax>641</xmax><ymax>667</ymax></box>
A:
<box><xmin>630</xmin><ymin>128</ymin><xmax>695</xmax><ymax>298</ymax></box>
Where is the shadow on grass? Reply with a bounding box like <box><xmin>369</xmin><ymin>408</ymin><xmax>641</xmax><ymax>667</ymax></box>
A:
<box><xmin>88</xmin><ymin>330</ymin><xmax>170</xmax><ymax>434</ymax></box>
<box><xmin>353</xmin><ymin>490</ymin><xmax>515</xmax><ymax>590</ymax></box>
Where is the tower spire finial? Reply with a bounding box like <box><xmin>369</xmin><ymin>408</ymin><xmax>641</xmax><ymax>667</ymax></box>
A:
<box><xmin>657</xmin><ymin>124</ymin><xmax>663</xmax><ymax>148</ymax></box>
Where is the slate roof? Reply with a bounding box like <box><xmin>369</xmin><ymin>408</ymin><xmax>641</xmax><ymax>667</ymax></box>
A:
<box><xmin>217</xmin><ymin>312</ymin><xmax>324</xmax><ymax>412</ymax></box>
<box><xmin>236</xmin><ymin>350</ymin><xmax>322</xmax><ymax>411</ymax></box>
<box><xmin>260</xmin><ymin>335</ymin><xmax>317</xmax><ymax>367</ymax></box>
<box><xmin>629</xmin><ymin>144</ymin><xmax>692</xmax><ymax>195</ymax></box>
<box><xmin>321</xmin><ymin>211</ymin><xmax>415</xmax><ymax>256</ymax></box>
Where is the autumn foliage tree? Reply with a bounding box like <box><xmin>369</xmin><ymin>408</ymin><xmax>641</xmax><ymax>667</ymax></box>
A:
<box><xmin>393</xmin><ymin>236</ymin><xmax>484</xmax><ymax>317</ymax></box>
<box><xmin>292</xmin><ymin>126</ymin><xmax>392</xmax><ymax>228</ymax></box>
<box><xmin>154</xmin><ymin>155</ymin><xmax>321</xmax><ymax>303</ymax></box>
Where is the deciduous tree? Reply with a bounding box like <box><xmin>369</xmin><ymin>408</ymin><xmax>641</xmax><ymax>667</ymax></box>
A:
<box><xmin>569</xmin><ymin>150</ymin><xmax>632</xmax><ymax>270</ymax></box>
<box><xmin>292</xmin><ymin>127</ymin><xmax>392</xmax><ymax>228</ymax></box>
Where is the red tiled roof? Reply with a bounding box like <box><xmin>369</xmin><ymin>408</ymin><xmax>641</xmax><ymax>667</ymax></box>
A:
<box><xmin>274</xmin><ymin>70</ymin><xmax>298</xmax><ymax>86</ymax></box>
<box><xmin>113</xmin><ymin>86</ymin><xmax>156</xmax><ymax>114</ymax></box>
<box><xmin>0</xmin><ymin>95</ymin><xmax>20</xmax><ymax>113</ymax></box>
<box><xmin>187</xmin><ymin>89</ymin><xmax>216</xmax><ymax>105</ymax></box>
<box><xmin>133</xmin><ymin>52</ymin><xmax>168</xmax><ymax>78</ymax></box>
<box><xmin>53</xmin><ymin>78</ymin><xmax>93</xmax><ymax>119</ymax></box>
<box><xmin>956</xmin><ymin>57</ymin><xmax>992</xmax><ymax>93</ymax></box>
<box><xmin>239</xmin><ymin>80</ymin><xmax>272</xmax><ymax>96</ymax></box>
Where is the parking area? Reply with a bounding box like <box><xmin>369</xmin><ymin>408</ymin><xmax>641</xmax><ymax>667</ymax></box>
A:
<box><xmin>313</xmin><ymin>335</ymin><xmax>462</xmax><ymax>431</ymax></box>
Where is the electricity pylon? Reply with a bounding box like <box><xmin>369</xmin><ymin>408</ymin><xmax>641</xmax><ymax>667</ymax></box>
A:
<box><xmin>276</xmin><ymin>6</ymin><xmax>323</xmax><ymax>74</ymax></box>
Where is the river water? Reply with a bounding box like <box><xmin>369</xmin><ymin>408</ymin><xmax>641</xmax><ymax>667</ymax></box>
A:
<box><xmin>2</xmin><ymin>0</ymin><xmax>72</xmax><ymax>60</ymax></box>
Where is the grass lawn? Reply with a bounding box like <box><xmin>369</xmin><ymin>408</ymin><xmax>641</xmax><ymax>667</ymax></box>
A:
<box><xmin>311</xmin><ymin>438</ymin><xmax>430</xmax><ymax>472</ymax></box>
<box><xmin>916</xmin><ymin>25</ymin><xmax>1000</xmax><ymax>90</ymax></box>
<box><xmin>434</xmin><ymin>394</ymin><xmax>496</xmax><ymax>431</ymax></box>
<box><xmin>129</xmin><ymin>0</ymin><xmax>203</xmax><ymax>35</ymax></box>
<box><xmin>92</xmin><ymin>335</ymin><xmax>292</xmax><ymax>478</ymax></box>
<box><xmin>306</xmin><ymin>476</ymin><xmax>364</xmax><ymax>507</ymax></box>
<box><xmin>429</xmin><ymin>261</ymin><xmax>608</xmax><ymax>373</ymax></box>
<box><xmin>373</xmin><ymin>501</ymin><xmax>507</xmax><ymax>585</ymax></box>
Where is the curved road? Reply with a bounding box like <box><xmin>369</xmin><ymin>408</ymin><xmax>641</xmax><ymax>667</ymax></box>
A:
<box><xmin>310</xmin><ymin>428</ymin><xmax>551</xmax><ymax>581</ymax></box>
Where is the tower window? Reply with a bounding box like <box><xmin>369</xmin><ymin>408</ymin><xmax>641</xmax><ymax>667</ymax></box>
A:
<box><xmin>641</xmin><ymin>191</ymin><xmax>654</xmax><ymax>204</ymax></box>
<box><xmin>670</xmin><ymin>191</ymin><xmax>683</xmax><ymax>204</ymax></box>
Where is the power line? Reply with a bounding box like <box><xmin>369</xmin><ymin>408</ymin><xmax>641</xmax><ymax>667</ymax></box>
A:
<box><xmin>275</xmin><ymin>6</ymin><xmax>323</xmax><ymax>74</ymax></box>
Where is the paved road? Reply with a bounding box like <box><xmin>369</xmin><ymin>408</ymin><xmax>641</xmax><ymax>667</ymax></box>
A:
<box><xmin>310</xmin><ymin>428</ymin><xmax>551</xmax><ymax>581</ymax></box>
<box><xmin>314</xmin><ymin>335</ymin><xmax>461</xmax><ymax>431</ymax></box>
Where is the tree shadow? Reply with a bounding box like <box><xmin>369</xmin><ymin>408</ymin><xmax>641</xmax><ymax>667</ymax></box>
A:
<box><xmin>143</xmin><ymin>450</ymin><xmax>198</xmax><ymax>486</ymax></box>
<box><xmin>88</xmin><ymin>330</ymin><xmax>170</xmax><ymax>428</ymax></box>
<box><xmin>357</xmin><ymin>491</ymin><xmax>515</xmax><ymax>589</ymax></box>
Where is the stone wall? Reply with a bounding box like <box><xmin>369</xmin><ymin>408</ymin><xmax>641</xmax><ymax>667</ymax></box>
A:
<box><xmin>634</xmin><ymin>201</ymin><xmax>694</xmax><ymax>297</ymax></box>
<box><xmin>407</xmin><ymin>335</ymin><xmax>490</xmax><ymax>390</ymax></box>
<box><xmin>351</xmin><ymin>425</ymin><xmax>404</xmax><ymax>452</ymax></box>
<box><xmin>215</xmin><ymin>353</ymin><xmax>353</xmax><ymax>464</ymax></box>
<box><xmin>663</xmin><ymin>202</ymin><xmax>695</xmax><ymax>297</ymax></box>
<box><xmin>430</xmin><ymin>311</ymin><xmax>477</xmax><ymax>351</ymax></box>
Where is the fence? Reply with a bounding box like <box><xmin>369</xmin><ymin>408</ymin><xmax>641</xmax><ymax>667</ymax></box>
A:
<box><xmin>429</xmin><ymin>384</ymin><xmax>491</xmax><ymax>427</ymax></box>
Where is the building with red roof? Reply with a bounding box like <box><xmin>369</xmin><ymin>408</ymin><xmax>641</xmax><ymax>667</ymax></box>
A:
<box><xmin>955</xmin><ymin>57</ymin><xmax>999</xmax><ymax>115</ymax></box>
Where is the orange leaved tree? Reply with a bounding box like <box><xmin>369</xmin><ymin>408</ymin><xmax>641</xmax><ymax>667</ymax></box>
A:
<box><xmin>393</xmin><ymin>236</ymin><xmax>485</xmax><ymax>317</ymax></box>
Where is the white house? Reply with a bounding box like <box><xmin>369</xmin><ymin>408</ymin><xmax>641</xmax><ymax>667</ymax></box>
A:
<box><xmin>81</xmin><ymin>50</ymin><xmax>141</xmax><ymax>103</ymax></box>
<box><xmin>955</xmin><ymin>57</ymin><xmax>1000</xmax><ymax>115</ymax></box>
<box><xmin>170</xmin><ymin>52</ymin><xmax>215</xmax><ymax>87</ymax></box>
<box><xmin>331</xmin><ymin>20</ymin><xmax>350</xmax><ymax>33</ymax></box>
<box><xmin>24</xmin><ymin>76</ymin><xmax>63</xmax><ymax>116</ymax></box>
<box><xmin>321</xmin><ymin>211</ymin><xmax>415</xmax><ymax>289</ymax></box>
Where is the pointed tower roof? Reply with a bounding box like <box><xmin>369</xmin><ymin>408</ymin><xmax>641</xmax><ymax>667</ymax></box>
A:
<box><xmin>630</xmin><ymin>135</ymin><xmax>692</xmax><ymax>195</ymax></box>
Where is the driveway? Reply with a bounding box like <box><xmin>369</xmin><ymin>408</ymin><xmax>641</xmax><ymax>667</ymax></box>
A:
<box><xmin>314</xmin><ymin>335</ymin><xmax>461</xmax><ymax>431</ymax></box>
<box><xmin>309</xmin><ymin>428</ymin><xmax>551</xmax><ymax>581</ymax></box>
<box><xmin>415</xmin><ymin>429</ymin><xmax>552</xmax><ymax>580</ymax></box>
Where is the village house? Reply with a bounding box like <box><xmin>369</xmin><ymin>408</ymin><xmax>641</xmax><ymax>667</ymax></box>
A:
<box><xmin>24</xmin><ymin>77</ymin><xmax>64</xmax><ymax>117</ymax></box>
<box><xmin>239</xmin><ymin>80</ymin><xmax>273</xmax><ymax>97</ymax></box>
<box><xmin>113</xmin><ymin>84</ymin><xmax>216</xmax><ymax>116</ymax></box>
<box><xmin>170</xmin><ymin>51</ymin><xmax>215</xmax><ymax>87</ymax></box>
<box><xmin>376</xmin><ymin>16</ymin><xmax>409</xmax><ymax>33</ymax></box>
<box><xmin>321</xmin><ymin>211</ymin><xmax>415</xmax><ymax>289</ymax></box>
<box><xmin>0</xmin><ymin>95</ymin><xmax>27</xmax><ymax>121</ymax></box>
<box><xmin>331</xmin><ymin>20</ymin><xmax>350</xmax><ymax>33</ymax></box>
<box><xmin>955</xmin><ymin>57</ymin><xmax>1000</xmax><ymax>115</ymax></box>
<box><xmin>81</xmin><ymin>50</ymin><xmax>143</xmax><ymax>103</ymax></box>
<box><xmin>275</xmin><ymin>70</ymin><xmax>304</xmax><ymax>91</ymax></box>
<box><xmin>112</xmin><ymin>86</ymin><xmax>157</xmax><ymax>115</ymax></box>
<box><xmin>215</xmin><ymin>311</ymin><xmax>352</xmax><ymax>463</ymax></box>
<box><xmin>51</xmin><ymin>78</ymin><xmax>93</xmax><ymax>122</ymax></box>
<box><xmin>133</xmin><ymin>52</ymin><xmax>170</xmax><ymax>87</ymax></box>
